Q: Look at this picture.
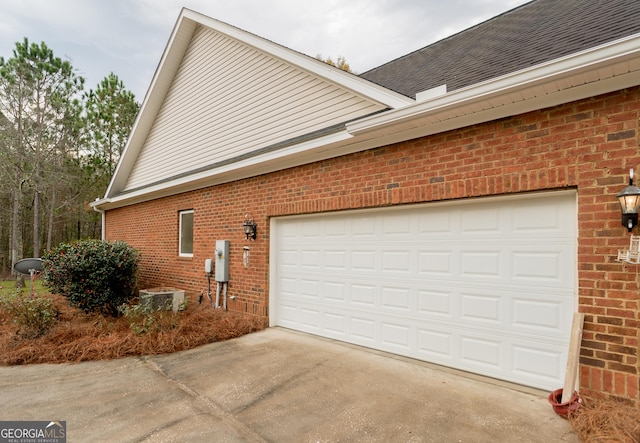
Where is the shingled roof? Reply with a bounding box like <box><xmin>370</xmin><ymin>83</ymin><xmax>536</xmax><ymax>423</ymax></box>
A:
<box><xmin>359</xmin><ymin>0</ymin><xmax>640</xmax><ymax>98</ymax></box>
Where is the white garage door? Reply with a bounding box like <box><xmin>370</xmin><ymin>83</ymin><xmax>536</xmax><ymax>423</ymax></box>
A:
<box><xmin>270</xmin><ymin>191</ymin><xmax>576</xmax><ymax>390</ymax></box>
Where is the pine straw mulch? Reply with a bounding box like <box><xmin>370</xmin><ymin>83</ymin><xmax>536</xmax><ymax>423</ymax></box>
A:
<box><xmin>568</xmin><ymin>396</ymin><xmax>640</xmax><ymax>443</ymax></box>
<box><xmin>0</xmin><ymin>294</ymin><xmax>267</xmax><ymax>365</ymax></box>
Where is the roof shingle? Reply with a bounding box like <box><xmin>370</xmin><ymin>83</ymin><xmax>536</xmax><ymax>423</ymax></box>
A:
<box><xmin>359</xmin><ymin>0</ymin><xmax>640</xmax><ymax>97</ymax></box>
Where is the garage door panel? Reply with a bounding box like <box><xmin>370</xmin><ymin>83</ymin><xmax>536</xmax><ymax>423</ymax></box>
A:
<box><xmin>279</xmin><ymin>249</ymin><xmax>299</xmax><ymax>267</ymax></box>
<box><xmin>383</xmin><ymin>213</ymin><xmax>412</xmax><ymax>235</ymax></box>
<box><xmin>323</xmin><ymin>281</ymin><xmax>346</xmax><ymax>302</ymax></box>
<box><xmin>324</xmin><ymin>250</ymin><xmax>346</xmax><ymax>269</ymax></box>
<box><xmin>352</xmin><ymin>216</ymin><xmax>376</xmax><ymax>236</ymax></box>
<box><xmin>381</xmin><ymin>286</ymin><xmax>412</xmax><ymax>311</ymax></box>
<box><xmin>324</xmin><ymin>217</ymin><xmax>348</xmax><ymax>237</ymax></box>
<box><xmin>512</xmin><ymin>342</ymin><xmax>566</xmax><ymax>384</ymax></box>
<box><xmin>351</xmin><ymin>316</ymin><xmax>377</xmax><ymax>342</ymax></box>
<box><xmin>299</xmin><ymin>308</ymin><xmax>321</xmax><ymax>330</ymax></box>
<box><xmin>418</xmin><ymin>251</ymin><xmax>453</xmax><ymax>274</ymax></box>
<box><xmin>418</xmin><ymin>289</ymin><xmax>453</xmax><ymax>316</ymax></box>
<box><xmin>300</xmin><ymin>279</ymin><xmax>320</xmax><ymax>299</ymax></box>
<box><xmin>417</xmin><ymin>327</ymin><xmax>454</xmax><ymax>359</ymax></box>
<box><xmin>351</xmin><ymin>283</ymin><xmax>376</xmax><ymax>306</ymax></box>
<box><xmin>351</xmin><ymin>250</ymin><xmax>377</xmax><ymax>271</ymax></box>
<box><xmin>460</xmin><ymin>250</ymin><xmax>502</xmax><ymax>278</ymax></box>
<box><xmin>418</xmin><ymin>211</ymin><xmax>455</xmax><ymax>235</ymax></box>
<box><xmin>460</xmin><ymin>335</ymin><xmax>502</xmax><ymax>369</ymax></box>
<box><xmin>300</xmin><ymin>250</ymin><xmax>320</xmax><ymax>269</ymax></box>
<box><xmin>301</xmin><ymin>222</ymin><xmax>322</xmax><ymax>238</ymax></box>
<box><xmin>512</xmin><ymin>297</ymin><xmax>566</xmax><ymax>333</ymax></box>
<box><xmin>461</xmin><ymin>207</ymin><xmax>501</xmax><ymax>233</ymax></box>
<box><xmin>277</xmin><ymin>303</ymin><xmax>301</xmax><ymax>328</ymax></box>
<box><xmin>381</xmin><ymin>321</ymin><xmax>412</xmax><ymax>350</ymax></box>
<box><xmin>513</xmin><ymin>197</ymin><xmax>572</xmax><ymax>234</ymax></box>
<box><xmin>460</xmin><ymin>292</ymin><xmax>501</xmax><ymax>324</ymax></box>
<box><xmin>382</xmin><ymin>250</ymin><xmax>412</xmax><ymax>273</ymax></box>
<box><xmin>511</xmin><ymin>248</ymin><xmax>574</xmax><ymax>287</ymax></box>
<box><xmin>273</xmin><ymin>192</ymin><xmax>576</xmax><ymax>390</ymax></box>
<box><xmin>323</xmin><ymin>312</ymin><xmax>347</xmax><ymax>335</ymax></box>
<box><xmin>279</xmin><ymin>277</ymin><xmax>297</xmax><ymax>296</ymax></box>
<box><xmin>512</xmin><ymin>251</ymin><xmax>562</xmax><ymax>281</ymax></box>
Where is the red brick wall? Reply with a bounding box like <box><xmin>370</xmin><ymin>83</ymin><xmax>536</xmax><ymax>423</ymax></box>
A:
<box><xmin>106</xmin><ymin>87</ymin><xmax>640</xmax><ymax>404</ymax></box>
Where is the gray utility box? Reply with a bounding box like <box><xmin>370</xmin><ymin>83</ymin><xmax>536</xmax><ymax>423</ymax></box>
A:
<box><xmin>139</xmin><ymin>287</ymin><xmax>185</xmax><ymax>312</ymax></box>
<box><xmin>215</xmin><ymin>239</ymin><xmax>230</xmax><ymax>282</ymax></box>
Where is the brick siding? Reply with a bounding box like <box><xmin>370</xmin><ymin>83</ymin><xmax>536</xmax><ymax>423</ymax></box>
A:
<box><xmin>106</xmin><ymin>87</ymin><xmax>640</xmax><ymax>404</ymax></box>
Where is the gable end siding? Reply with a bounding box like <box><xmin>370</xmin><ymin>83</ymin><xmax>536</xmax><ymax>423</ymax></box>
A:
<box><xmin>123</xmin><ymin>25</ymin><xmax>386</xmax><ymax>191</ymax></box>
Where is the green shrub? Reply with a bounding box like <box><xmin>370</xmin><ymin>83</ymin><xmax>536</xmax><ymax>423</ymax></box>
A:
<box><xmin>42</xmin><ymin>240</ymin><xmax>140</xmax><ymax>316</ymax></box>
<box><xmin>0</xmin><ymin>292</ymin><xmax>59</xmax><ymax>339</ymax></box>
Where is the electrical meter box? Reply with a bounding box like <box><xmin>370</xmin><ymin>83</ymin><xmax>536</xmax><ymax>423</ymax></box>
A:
<box><xmin>214</xmin><ymin>240</ymin><xmax>230</xmax><ymax>282</ymax></box>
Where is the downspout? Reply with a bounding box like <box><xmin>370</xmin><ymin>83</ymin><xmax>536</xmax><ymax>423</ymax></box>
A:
<box><xmin>92</xmin><ymin>200</ymin><xmax>106</xmax><ymax>241</ymax></box>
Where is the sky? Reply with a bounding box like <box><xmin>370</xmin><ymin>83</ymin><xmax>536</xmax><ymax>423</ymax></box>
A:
<box><xmin>0</xmin><ymin>0</ymin><xmax>531</xmax><ymax>101</ymax></box>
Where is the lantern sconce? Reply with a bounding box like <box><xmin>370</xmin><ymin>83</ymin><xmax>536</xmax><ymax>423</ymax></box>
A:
<box><xmin>616</xmin><ymin>168</ymin><xmax>640</xmax><ymax>233</ymax></box>
<box><xmin>243</xmin><ymin>214</ymin><xmax>257</xmax><ymax>240</ymax></box>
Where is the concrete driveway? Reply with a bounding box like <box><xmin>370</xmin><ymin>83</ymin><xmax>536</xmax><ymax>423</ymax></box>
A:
<box><xmin>0</xmin><ymin>328</ymin><xmax>577</xmax><ymax>442</ymax></box>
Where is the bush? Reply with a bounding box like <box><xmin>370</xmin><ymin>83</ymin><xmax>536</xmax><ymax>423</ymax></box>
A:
<box><xmin>0</xmin><ymin>292</ymin><xmax>59</xmax><ymax>339</ymax></box>
<box><xmin>42</xmin><ymin>240</ymin><xmax>140</xmax><ymax>316</ymax></box>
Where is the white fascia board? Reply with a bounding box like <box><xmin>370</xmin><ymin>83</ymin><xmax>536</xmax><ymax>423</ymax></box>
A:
<box><xmin>180</xmin><ymin>9</ymin><xmax>413</xmax><ymax>109</ymax></box>
<box><xmin>92</xmin><ymin>129</ymin><xmax>354</xmax><ymax>211</ymax></box>
<box><xmin>348</xmin><ymin>33</ymin><xmax>640</xmax><ymax>136</ymax></box>
<box><xmin>342</xmin><ymin>69</ymin><xmax>640</xmax><ymax>156</ymax></box>
<box><xmin>105</xmin><ymin>9</ymin><xmax>197</xmax><ymax>199</ymax></box>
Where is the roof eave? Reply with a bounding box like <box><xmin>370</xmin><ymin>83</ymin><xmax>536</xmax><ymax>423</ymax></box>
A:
<box><xmin>92</xmin><ymin>130</ymin><xmax>355</xmax><ymax>211</ymax></box>
<box><xmin>347</xmin><ymin>33</ymin><xmax>640</xmax><ymax>140</ymax></box>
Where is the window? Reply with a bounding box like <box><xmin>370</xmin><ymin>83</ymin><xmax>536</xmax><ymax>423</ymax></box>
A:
<box><xmin>179</xmin><ymin>210</ymin><xmax>194</xmax><ymax>257</ymax></box>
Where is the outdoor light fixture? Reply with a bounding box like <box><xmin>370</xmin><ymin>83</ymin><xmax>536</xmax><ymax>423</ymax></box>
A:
<box><xmin>616</xmin><ymin>168</ymin><xmax>640</xmax><ymax>232</ymax></box>
<box><xmin>243</xmin><ymin>214</ymin><xmax>257</xmax><ymax>240</ymax></box>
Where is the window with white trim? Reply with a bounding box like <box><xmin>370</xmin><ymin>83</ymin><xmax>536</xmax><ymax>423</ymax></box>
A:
<box><xmin>179</xmin><ymin>210</ymin><xmax>194</xmax><ymax>257</ymax></box>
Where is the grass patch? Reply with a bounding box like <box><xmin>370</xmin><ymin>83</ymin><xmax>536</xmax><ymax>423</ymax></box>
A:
<box><xmin>0</xmin><ymin>278</ymin><xmax>47</xmax><ymax>297</ymax></box>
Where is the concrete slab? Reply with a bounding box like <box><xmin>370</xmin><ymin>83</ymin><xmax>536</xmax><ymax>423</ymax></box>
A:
<box><xmin>0</xmin><ymin>327</ymin><xmax>578</xmax><ymax>442</ymax></box>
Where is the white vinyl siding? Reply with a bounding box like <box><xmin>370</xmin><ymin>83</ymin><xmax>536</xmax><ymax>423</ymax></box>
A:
<box><xmin>123</xmin><ymin>26</ymin><xmax>386</xmax><ymax>191</ymax></box>
<box><xmin>271</xmin><ymin>191</ymin><xmax>577</xmax><ymax>390</ymax></box>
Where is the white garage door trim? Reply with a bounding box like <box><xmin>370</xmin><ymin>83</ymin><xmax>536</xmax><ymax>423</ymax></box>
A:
<box><xmin>269</xmin><ymin>190</ymin><xmax>577</xmax><ymax>390</ymax></box>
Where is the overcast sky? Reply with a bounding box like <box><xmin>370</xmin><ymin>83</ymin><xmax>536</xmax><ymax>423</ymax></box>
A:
<box><xmin>0</xmin><ymin>0</ymin><xmax>530</xmax><ymax>101</ymax></box>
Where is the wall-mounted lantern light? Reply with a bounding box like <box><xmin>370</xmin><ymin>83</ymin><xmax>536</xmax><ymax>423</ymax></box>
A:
<box><xmin>243</xmin><ymin>214</ymin><xmax>257</xmax><ymax>240</ymax></box>
<box><xmin>616</xmin><ymin>168</ymin><xmax>640</xmax><ymax>232</ymax></box>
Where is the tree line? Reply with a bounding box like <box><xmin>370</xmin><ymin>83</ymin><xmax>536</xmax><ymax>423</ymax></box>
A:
<box><xmin>0</xmin><ymin>38</ymin><xmax>139</xmax><ymax>282</ymax></box>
